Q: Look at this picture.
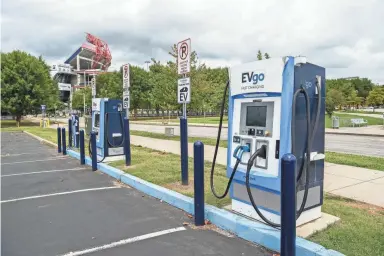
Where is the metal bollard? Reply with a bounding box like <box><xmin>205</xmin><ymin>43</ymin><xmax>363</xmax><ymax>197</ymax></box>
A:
<box><xmin>75</xmin><ymin>118</ymin><xmax>80</xmax><ymax>148</ymax></box>
<box><xmin>57</xmin><ymin>127</ymin><xmax>62</xmax><ymax>153</ymax></box>
<box><xmin>68</xmin><ymin>118</ymin><xmax>72</xmax><ymax>148</ymax></box>
<box><xmin>79</xmin><ymin>130</ymin><xmax>85</xmax><ymax>165</ymax></box>
<box><xmin>61</xmin><ymin>128</ymin><xmax>67</xmax><ymax>155</ymax></box>
<box><xmin>124</xmin><ymin>117</ymin><xmax>131</xmax><ymax>166</ymax></box>
<box><xmin>281</xmin><ymin>153</ymin><xmax>297</xmax><ymax>256</ymax></box>
<box><xmin>180</xmin><ymin>117</ymin><xmax>188</xmax><ymax>185</ymax></box>
<box><xmin>194</xmin><ymin>141</ymin><xmax>205</xmax><ymax>226</ymax></box>
<box><xmin>90</xmin><ymin>131</ymin><xmax>97</xmax><ymax>171</ymax></box>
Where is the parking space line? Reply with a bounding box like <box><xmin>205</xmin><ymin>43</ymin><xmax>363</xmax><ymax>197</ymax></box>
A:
<box><xmin>58</xmin><ymin>227</ymin><xmax>187</xmax><ymax>256</ymax></box>
<box><xmin>1</xmin><ymin>152</ymin><xmax>46</xmax><ymax>157</ymax></box>
<box><xmin>1</xmin><ymin>167</ymin><xmax>88</xmax><ymax>178</ymax></box>
<box><xmin>1</xmin><ymin>157</ymin><xmax>69</xmax><ymax>166</ymax></box>
<box><xmin>1</xmin><ymin>187</ymin><xmax>118</xmax><ymax>203</ymax></box>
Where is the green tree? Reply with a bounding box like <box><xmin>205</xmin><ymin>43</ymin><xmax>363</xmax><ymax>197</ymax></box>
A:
<box><xmin>349</xmin><ymin>78</ymin><xmax>373</xmax><ymax>103</ymax></box>
<box><xmin>1</xmin><ymin>51</ymin><xmax>59</xmax><ymax>126</ymax></box>
<box><xmin>148</xmin><ymin>60</ymin><xmax>178</xmax><ymax>118</ymax></box>
<box><xmin>257</xmin><ymin>50</ymin><xmax>263</xmax><ymax>60</ymax></box>
<box><xmin>71</xmin><ymin>87</ymin><xmax>92</xmax><ymax>112</ymax></box>
<box><xmin>96</xmin><ymin>71</ymin><xmax>122</xmax><ymax>99</ymax></box>
<box><xmin>366</xmin><ymin>87</ymin><xmax>384</xmax><ymax>108</ymax></box>
<box><xmin>130</xmin><ymin>65</ymin><xmax>151</xmax><ymax>117</ymax></box>
<box><xmin>326</xmin><ymin>89</ymin><xmax>344</xmax><ymax>117</ymax></box>
<box><xmin>264</xmin><ymin>53</ymin><xmax>270</xmax><ymax>59</ymax></box>
<box><xmin>346</xmin><ymin>89</ymin><xmax>362</xmax><ymax>109</ymax></box>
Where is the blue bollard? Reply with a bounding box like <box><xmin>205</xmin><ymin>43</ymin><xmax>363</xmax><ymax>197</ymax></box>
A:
<box><xmin>194</xmin><ymin>141</ymin><xmax>205</xmax><ymax>226</ymax></box>
<box><xmin>62</xmin><ymin>128</ymin><xmax>67</xmax><ymax>155</ymax></box>
<box><xmin>180</xmin><ymin>117</ymin><xmax>188</xmax><ymax>185</ymax></box>
<box><xmin>91</xmin><ymin>131</ymin><xmax>97</xmax><ymax>171</ymax></box>
<box><xmin>75</xmin><ymin>118</ymin><xmax>80</xmax><ymax>148</ymax></box>
<box><xmin>281</xmin><ymin>153</ymin><xmax>297</xmax><ymax>256</ymax></box>
<box><xmin>124</xmin><ymin>117</ymin><xmax>131</xmax><ymax>166</ymax></box>
<box><xmin>68</xmin><ymin>118</ymin><xmax>72</xmax><ymax>148</ymax></box>
<box><xmin>57</xmin><ymin>127</ymin><xmax>62</xmax><ymax>153</ymax></box>
<box><xmin>79</xmin><ymin>130</ymin><xmax>85</xmax><ymax>165</ymax></box>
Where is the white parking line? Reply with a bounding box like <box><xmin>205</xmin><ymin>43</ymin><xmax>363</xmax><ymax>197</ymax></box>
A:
<box><xmin>1</xmin><ymin>152</ymin><xmax>45</xmax><ymax>157</ymax></box>
<box><xmin>58</xmin><ymin>227</ymin><xmax>187</xmax><ymax>256</ymax></box>
<box><xmin>1</xmin><ymin>157</ymin><xmax>68</xmax><ymax>166</ymax></box>
<box><xmin>1</xmin><ymin>187</ymin><xmax>118</xmax><ymax>203</ymax></box>
<box><xmin>1</xmin><ymin>167</ymin><xmax>88</xmax><ymax>178</ymax></box>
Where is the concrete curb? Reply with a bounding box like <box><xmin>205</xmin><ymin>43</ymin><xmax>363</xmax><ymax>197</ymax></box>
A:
<box><xmin>21</xmin><ymin>131</ymin><xmax>343</xmax><ymax>255</ymax></box>
<box><xmin>23</xmin><ymin>131</ymin><xmax>58</xmax><ymax>148</ymax></box>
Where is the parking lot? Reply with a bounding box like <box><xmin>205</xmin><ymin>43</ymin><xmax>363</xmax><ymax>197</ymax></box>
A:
<box><xmin>1</xmin><ymin>132</ymin><xmax>271</xmax><ymax>256</ymax></box>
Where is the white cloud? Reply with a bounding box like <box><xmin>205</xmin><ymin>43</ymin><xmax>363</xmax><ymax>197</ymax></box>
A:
<box><xmin>2</xmin><ymin>0</ymin><xmax>384</xmax><ymax>83</ymax></box>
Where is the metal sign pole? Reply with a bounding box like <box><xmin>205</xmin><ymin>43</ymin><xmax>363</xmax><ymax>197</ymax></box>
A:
<box><xmin>122</xmin><ymin>64</ymin><xmax>131</xmax><ymax>166</ymax></box>
<box><xmin>177</xmin><ymin>38</ymin><xmax>191</xmax><ymax>186</ymax></box>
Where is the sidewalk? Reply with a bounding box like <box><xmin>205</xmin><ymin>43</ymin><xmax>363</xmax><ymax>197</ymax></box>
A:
<box><xmin>130</xmin><ymin>135</ymin><xmax>384</xmax><ymax>208</ymax></box>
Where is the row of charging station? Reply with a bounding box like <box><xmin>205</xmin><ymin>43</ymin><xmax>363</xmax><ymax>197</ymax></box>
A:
<box><xmin>74</xmin><ymin>56</ymin><xmax>326</xmax><ymax>229</ymax></box>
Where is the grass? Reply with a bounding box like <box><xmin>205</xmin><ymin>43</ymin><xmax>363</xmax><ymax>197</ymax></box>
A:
<box><xmin>309</xmin><ymin>195</ymin><xmax>384</xmax><ymax>256</ymax></box>
<box><xmin>326</xmin><ymin>151</ymin><xmax>384</xmax><ymax>171</ymax></box>
<box><xmin>3</xmin><ymin>121</ymin><xmax>384</xmax><ymax>255</ymax></box>
<box><xmin>340</xmin><ymin>110</ymin><xmax>383</xmax><ymax>115</ymax></box>
<box><xmin>130</xmin><ymin>130</ymin><xmax>228</xmax><ymax>148</ymax></box>
<box><xmin>326</xmin><ymin>113</ymin><xmax>383</xmax><ymax>128</ymax></box>
<box><xmin>136</xmin><ymin>116</ymin><xmax>227</xmax><ymax>125</ymax></box>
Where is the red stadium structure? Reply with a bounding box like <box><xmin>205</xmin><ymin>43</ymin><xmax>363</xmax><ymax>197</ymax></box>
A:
<box><xmin>85</xmin><ymin>33</ymin><xmax>112</xmax><ymax>71</ymax></box>
<box><xmin>50</xmin><ymin>33</ymin><xmax>112</xmax><ymax>109</ymax></box>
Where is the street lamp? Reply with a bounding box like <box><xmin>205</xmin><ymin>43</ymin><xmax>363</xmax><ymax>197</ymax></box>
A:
<box><xmin>144</xmin><ymin>61</ymin><xmax>150</xmax><ymax>72</ymax></box>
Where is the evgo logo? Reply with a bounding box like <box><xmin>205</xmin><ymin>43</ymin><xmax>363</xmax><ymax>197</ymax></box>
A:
<box><xmin>241</xmin><ymin>72</ymin><xmax>265</xmax><ymax>84</ymax></box>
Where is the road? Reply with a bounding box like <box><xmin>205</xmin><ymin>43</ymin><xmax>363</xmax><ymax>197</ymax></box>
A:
<box><xmin>130</xmin><ymin>123</ymin><xmax>384</xmax><ymax>157</ymax></box>
<box><xmin>1</xmin><ymin>131</ymin><xmax>271</xmax><ymax>256</ymax></box>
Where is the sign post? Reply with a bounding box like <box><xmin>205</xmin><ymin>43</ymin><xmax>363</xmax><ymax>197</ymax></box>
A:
<box><xmin>122</xmin><ymin>64</ymin><xmax>131</xmax><ymax>166</ymax></box>
<box><xmin>177</xmin><ymin>38</ymin><xmax>191</xmax><ymax>185</ymax></box>
<box><xmin>91</xmin><ymin>77</ymin><xmax>96</xmax><ymax>98</ymax></box>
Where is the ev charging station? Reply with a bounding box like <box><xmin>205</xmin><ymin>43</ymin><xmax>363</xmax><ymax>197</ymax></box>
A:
<box><xmin>70</xmin><ymin>114</ymin><xmax>80</xmax><ymax>148</ymax></box>
<box><xmin>211</xmin><ymin>56</ymin><xmax>325</xmax><ymax>227</ymax></box>
<box><xmin>91</xmin><ymin>98</ymin><xmax>125</xmax><ymax>161</ymax></box>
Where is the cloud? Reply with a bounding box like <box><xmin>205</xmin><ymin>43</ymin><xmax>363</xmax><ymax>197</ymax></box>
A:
<box><xmin>2</xmin><ymin>0</ymin><xmax>384</xmax><ymax>84</ymax></box>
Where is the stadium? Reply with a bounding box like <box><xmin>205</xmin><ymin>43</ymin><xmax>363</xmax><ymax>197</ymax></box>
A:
<box><xmin>49</xmin><ymin>33</ymin><xmax>112</xmax><ymax>109</ymax></box>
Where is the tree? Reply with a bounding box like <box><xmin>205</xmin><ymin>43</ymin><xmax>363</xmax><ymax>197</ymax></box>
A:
<box><xmin>346</xmin><ymin>89</ymin><xmax>362</xmax><ymax>109</ymax></box>
<box><xmin>130</xmin><ymin>65</ymin><xmax>151</xmax><ymax>117</ymax></box>
<box><xmin>257</xmin><ymin>50</ymin><xmax>263</xmax><ymax>60</ymax></box>
<box><xmin>1</xmin><ymin>51</ymin><xmax>59</xmax><ymax>126</ymax></box>
<box><xmin>326</xmin><ymin>89</ymin><xmax>344</xmax><ymax>117</ymax></box>
<box><xmin>264</xmin><ymin>53</ymin><xmax>270</xmax><ymax>59</ymax></box>
<box><xmin>350</xmin><ymin>78</ymin><xmax>373</xmax><ymax>103</ymax></box>
<box><xmin>366</xmin><ymin>87</ymin><xmax>384</xmax><ymax>108</ymax></box>
<box><xmin>96</xmin><ymin>71</ymin><xmax>122</xmax><ymax>99</ymax></box>
<box><xmin>71</xmin><ymin>87</ymin><xmax>92</xmax><ymax>112</ymax></box>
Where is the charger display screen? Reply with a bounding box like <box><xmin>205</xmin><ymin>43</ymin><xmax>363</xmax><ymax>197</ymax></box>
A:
<box><xmin>246</xmin><ymin>106</ymin><xmax>267</xmax><ymax>127</ymax></box>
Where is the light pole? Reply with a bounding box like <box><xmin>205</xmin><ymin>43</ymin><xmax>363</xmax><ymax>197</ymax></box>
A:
<box><xmin>145</xmin><ymin>60</ymin><xmax>150</xmax><ymax>72</ymax></box>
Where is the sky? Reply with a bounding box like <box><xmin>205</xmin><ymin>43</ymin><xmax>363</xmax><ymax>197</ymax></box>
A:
<box><xmin>2</xmin><ymin>0</ymin><xmax>384</xmax><ymax>84</ymax></box>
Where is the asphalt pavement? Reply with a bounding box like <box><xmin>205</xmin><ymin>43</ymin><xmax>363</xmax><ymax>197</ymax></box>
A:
<box><xmin>1</xmin><ymin>131</ymin><xmax>271</xmax><ymax>256</ymax></box>
<box><xmin>130</xmin><ymin>123</ymin><xmax>384</xmax><ymax>157</ymax></box>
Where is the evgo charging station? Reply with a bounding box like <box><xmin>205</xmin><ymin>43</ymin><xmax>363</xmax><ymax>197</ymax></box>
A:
<box><xmin>210</xmin><ymin>56</ymin><xmax>326</xmax><ymax>227</ymax></box>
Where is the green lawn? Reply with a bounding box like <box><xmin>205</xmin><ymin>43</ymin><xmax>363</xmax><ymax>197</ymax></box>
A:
<box><xmin>326</xmin><ymin>151</ymin><xmax>384</xmax><ymax>171</ymax></box>
<box><xmin>309</xmin><ymin>195</ymin><xmax>384</xmax><ymax>256</ymax></box>
<box><xmin>187</xmin><ymin>116</ymin><xmax>228</xmax><ymax>124</ymax></box>
<box><xmin>326</xmin><ymin>113</ymin><xmax>383</xmax><ymax>128</ymax></box>
<box><xmin>131</xmin><ymin>130</ymin><xmax>228</xmax><ymax>148</ymax></box>
<box><xmin>2</xmin><ymin>121</ymin><xmax>384</xmax><ymax>256</ymax></box>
